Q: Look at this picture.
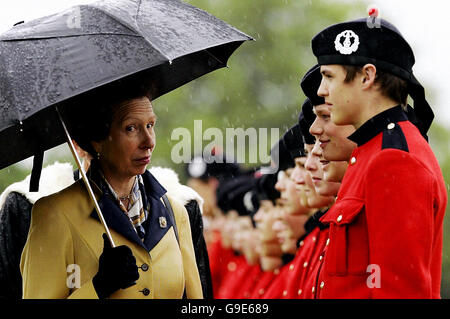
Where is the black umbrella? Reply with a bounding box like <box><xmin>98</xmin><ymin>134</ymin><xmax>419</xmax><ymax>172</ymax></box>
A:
<box><xmin>0</xmin><ymin>0</ymin><xmax>252</xmax><ymax>245</ymax></box>
<box><xmin>0</xmin><ymin>0</ymin><xmax>252</xmax><ymax>171</ymax></box>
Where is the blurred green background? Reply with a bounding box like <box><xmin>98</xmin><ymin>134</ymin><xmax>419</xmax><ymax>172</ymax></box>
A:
<box><xmin>1</xmin><ymin>0</ymin><xmax>449</xmax><ymax>297</ymax></box>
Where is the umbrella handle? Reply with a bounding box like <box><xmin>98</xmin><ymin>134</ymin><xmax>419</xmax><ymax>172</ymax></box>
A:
<box><xmin>55</xmin><ymin>106</ymin><xmax>116</xmax><ymax>248</ymax></box>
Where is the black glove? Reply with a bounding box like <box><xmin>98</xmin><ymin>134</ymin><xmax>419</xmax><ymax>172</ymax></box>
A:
<box><xmin>92</xmin><ymin>233</ymin><xmax>140</xmax><ymax>299</ymax></box>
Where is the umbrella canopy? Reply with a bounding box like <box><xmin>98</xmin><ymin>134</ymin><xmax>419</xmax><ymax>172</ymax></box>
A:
<box><xmin>0</xmin><ymin>0</ymin><xmax>252</xmax><ymax>170</ymax></box>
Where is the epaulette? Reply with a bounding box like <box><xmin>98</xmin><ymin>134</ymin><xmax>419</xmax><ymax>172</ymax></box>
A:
<box><xmin>381</xmin><ymin>122</ymin><xmax>409</xmax><ymax>152</ymax></box>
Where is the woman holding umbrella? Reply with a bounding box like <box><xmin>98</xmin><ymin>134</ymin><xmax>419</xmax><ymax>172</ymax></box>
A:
<box><xmin>20</xmin><ymin>83</ymin><xmax>203</xmax><ymax>299</ymax></box>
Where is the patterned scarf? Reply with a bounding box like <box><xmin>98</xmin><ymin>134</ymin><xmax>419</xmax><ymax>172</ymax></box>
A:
<box><xmin>102</xmin><ymin>173</ymin><xmax>148</xmax><ymax>239</ymax></box>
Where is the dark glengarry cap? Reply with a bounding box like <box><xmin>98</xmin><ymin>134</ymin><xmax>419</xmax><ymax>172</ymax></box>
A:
<box><xmin>256</xmin><ymin>172</ymin><xmax>280</xmax><ymax>203</ymax></box>
<box><xmin>300</xmin><ymin>64</ymin><xmax>324</xmax><ymax>106</ymax></box>
<box><xmin>311</xmin><ymin>17</ymin><xmax>433</xmax><ymax>137</ymax></box>
<box><xmin>298</xmin><ymin>99</ymin><xmax>316</xmax><ymax>145</ymax></box>
<box><xmin>185</xmin><ymin>151</ymin><xmax>241</xmax><ymax>182</ymax></box>
<box><xmin>216</xmin><ymin>175</ymin><xmax>258</xmax><ymax>216</ymax></box>
<box><xmin>282</xmin><ymin>123</ymin><xmax>305</xmax><ymax>160</ymax></box>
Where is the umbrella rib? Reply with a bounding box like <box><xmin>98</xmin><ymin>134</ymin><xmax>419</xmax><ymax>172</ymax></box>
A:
<box><xmin>91</xmin><ymin>4</ymin><xmax>171</xmax><ymax>62</ymax></box>
<box><xmin>204</xmin><ymin>49</ymin><xmax>226</xmax><ymax>66</ymax></box>
<box><xmin>2</xmin><ymin>33</ymin><xmax>144</xmax><ymax>42</ymax></box>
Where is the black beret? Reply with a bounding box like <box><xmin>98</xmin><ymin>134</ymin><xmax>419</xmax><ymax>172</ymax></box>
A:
<box><xmin>185</xmin><ymin>152</ymin><xmax>241</xmax><ymax>182</ymax></box>
<box><xmin>300</xmin><ymin>64</ymin><xmax>325</xmax><ymax>106</ymax></box>
<box><xmin>312</xmin><ymin>17</ymin><xmax>434</xmax><ymax>137</ymax></box>
<box><xmin>256</xmin><ymin>172</ymin><xmax>280</xmax><ymax>203</ymax></box>
<box><xmin>312</xmin><ymin>18</ymin><xmax>414</xmax><ymax>81</ymax></box>
<box><xmin>216</xmin><ymin>175</ymin><xmax>258</xmax><ymax>216</ymax></box>
<box><xmin>271</xmin><ymin>138</ymin><xmax>295</xmax><ymax>172</ymax></box>
<box><xmin>282</xmin><ymin>123</ymin><xmax>305</xmax><ymax>160</ymax></box>
<box><xmin>298</xmin><ymin>99</ymin><xmax>316</xmax><ymax>145</ymax></box>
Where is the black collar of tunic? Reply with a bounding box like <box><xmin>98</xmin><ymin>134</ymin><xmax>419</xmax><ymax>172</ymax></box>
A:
<box><xmin>297</xmin><ymin>209</ymin><xmax>329</xmax><ymax>247</ymax></box>
<box><xmin>347</xmin><ymin>105</ymin><xmax>408</xmax><ymax>147</ymax></box>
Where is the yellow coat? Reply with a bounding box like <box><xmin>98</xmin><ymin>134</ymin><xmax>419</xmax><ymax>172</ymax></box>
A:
<box><xmin>20</xmin><ymin>170</ymin><xmax>203</xmax><ymax>299</ymax></box>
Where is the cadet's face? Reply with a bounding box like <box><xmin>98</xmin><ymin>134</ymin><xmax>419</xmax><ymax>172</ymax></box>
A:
<box><xmin>304</xmin><ymin>144</ymin><xmax>335</xmax><ymax>208</ymax></box>
<box><xmin>221</xmin><ymin>210</ymin><xmax>238</xmax><ymax>248</ymax></box>
<box><xmin>232</xmin><ymin>216</ymin><xmax>252</xmax><ymax>252</ymax></box>
<box><xmin>291</xmin><ymin>156</ymin><xmax>309</xmax><ymax>208</ymax></box>
<box><xmin>310</xmin><ymin>103</ymin><xmax>357</xmax><ymax>161</ymax></box>
<box><xmin>323</xmin><ymin>160</ymin><xmax>348</xmax><ymax>183</ymax></box>
<box><xmin>317</xmin><ymin>65</ymin><xmax>361</xmax><ymax>127</ymax></box>
<box><xmin>253</xmin><ymin>200</ymin><xmax>278</xmax><ymax>242</ymax></box>
<box><xmin>275</xmin><ymin>169</ymin><xmax>309</xmax><ymax>216</ymax></box>
<box><xmin>272</xmin><ymin>210</ymin><xmax>308</xmax><ymax>254</ymax></box>
<box><xmin>242</xmin><ymin>228</ymin><xmax>260</xmax><ymax>265</ymax></box>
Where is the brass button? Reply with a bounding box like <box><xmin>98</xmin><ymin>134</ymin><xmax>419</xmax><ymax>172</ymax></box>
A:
<box><xmin>312</xmin><ymin>287</ymin><xmax>315</xmax><ymax>293</ymax></box>
<box><xmin>350</xmin><ymin>157</ymin><xmax>356</xmax><ymax>165</ymax></box>
<box><xmin>387</xmin><ymin>123</ymin><xmax>395</xmax><ymax>130</ymax></box>
<box><xmin>326</xmin><ymin>238</ymin><xmax>330</xmax><ymax>246</ymax></box>
<box><xmin>227</xmin><ymin>262</ymin><xmax>237</xmax><ymax>271</ymax></box>
<box><xmin>259</xmin><ymin>288</ymin><xmax>265</xmax><ymax>295</ymax></box>
<box><xmin>312</xmin><ymin>236</ymin><xmax>316</xmax><ymax>242</ymax></box>
<box><xmin>337</xmin><ymin>215</ymin><xmax>343</xmax><ymax>222</ymax></box>
<box><xmin>283</xmin><ymin>290</ymin><xmax>287</xmax><ymax>296</ymax></box>
<box><xmin>319</xmin><ymin>255</ymin><xmax>323</xmax><ymax>261</ymax></box>
<box><xmin>299</xmin><ymin>240</ymin><xmax>304</xmax><ymax>247</ymax></box>
<box><xmin>289</xmin><ymin>264</ymin><xmax>294</xmax><ymax>271</ymax></box>
<box><xmin>303</xmin><ymin>261</ymin><xmax>308</xmax><ymax>268</ymax></box>
<box><xmin>274</xmin><ymin>268</ymin><xmax>280</xmax><ymax>275</ymax></box>
<box><xmin>140</xmin><ymin>263</ymin><xmax>149</xmax><ymax>272</ymax></box>
<box><xmin>320</xmin><ymin>281</ymin><xmax>325</xmax><ymax>289</ymax></box>
<box><xmin>297</xmin><ymin>289</ymin><xmax>302</xmax><ymax>296</ymax></box>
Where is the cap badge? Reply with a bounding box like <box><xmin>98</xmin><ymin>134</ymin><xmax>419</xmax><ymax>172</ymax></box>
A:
<box><xmin>188</xmin><ymin>157</ymin><xmax>207</xmax><ymax>178</ymax></box>
<box><xmin>334</xmin><ymin>30</ymin><xmax>359</xmax><ymax>55</ymax></box>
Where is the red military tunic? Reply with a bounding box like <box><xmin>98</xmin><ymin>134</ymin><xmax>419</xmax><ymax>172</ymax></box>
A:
<box><xmin>249</xmin><ymin>269</ymin><xmax>279</xmax><ymax>299</ymax></box>
<box><xmin>299</xmin><ymin>227</ymin><xmax>329</xmax><ymax>299</ymax></box>
<box><xmin>315</xmin><ymin>106</ymin><xmax>447</xmax><ymax>298</ymax></box>
<box><xmin>236</xmin><ymin>264</ymin><xmax>263</xmax><ymax>299</ymax></box>
<box><xmin>263</xmin><ymin>257</ymin><xmax>294</xmax><ymax>298</ymax></box>
<box><xmin>207</xmin><ymin>231</ymin><xmax>235</xmax><ymax>298</ymax></box>
<box><xmin>278</xmin><ymin>210</ymin><xmax>329</xmax><ymax>299</ymax></box>
<box><xmin>215</xmin><ymin>253</ymin><xmax>254</xmax><ymax>299</ymax></box>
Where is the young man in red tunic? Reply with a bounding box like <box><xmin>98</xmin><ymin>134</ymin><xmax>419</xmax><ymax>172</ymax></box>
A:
<box><xmin>311</xmin><ymin>18</ymin><xmax>447</xmax><ymax>298</ymax></box>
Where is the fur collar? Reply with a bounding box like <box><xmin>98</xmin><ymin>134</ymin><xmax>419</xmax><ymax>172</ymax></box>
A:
<box><xmin>0</xmin><ymin>163</ymin><xmax>204</xmax><ymax>215</ymax></box>
<box><xmin>149</xmin><ymin>166</ymin><xmax>204</xmax><ymax>215</ymax></box>
<box><xmin>0</xmin><ymin>162</ymin><xmax>75</xmax><ymax>208</ymax></box>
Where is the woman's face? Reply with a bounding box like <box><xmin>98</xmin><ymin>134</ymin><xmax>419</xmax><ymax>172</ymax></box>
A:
<box><xmin>93</xmin><ymin>96</ymin><xmax>156</xmax><ymax>181</ymax></box>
